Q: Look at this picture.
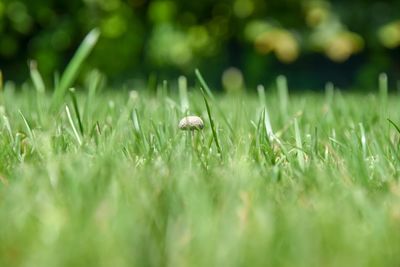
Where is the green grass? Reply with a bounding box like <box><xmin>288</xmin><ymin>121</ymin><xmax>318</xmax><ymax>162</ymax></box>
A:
<box><xmin>1</xmin><ymin>73</ymin><xmax>400</xmax><ymax>266</ymax></box>
<box><xmin>1</xmin><ymin>31</ymin><xmax>400</xmax><ymax>265</ymax></box>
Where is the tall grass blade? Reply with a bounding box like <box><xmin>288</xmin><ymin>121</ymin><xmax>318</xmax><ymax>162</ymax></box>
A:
<box><xmin>359</xmin><ymin>123</ymin><xmax>367</xmax><ymax>158</ymax></box>
<box><xmin>65</xmin><ymin>105</ymin><xmax>82</xmax><ymax>146</ymax></box>
<box><xmin>29</xmin><ymin>61</ymin><xmax>46</xmax><ymax>123</ymax></box>
<box><xmin>379</xmin><ymin>73</ymin><xmax>388</xmax><ymax>120</ymax></box>
<box><xmin>2</xmin><ymin>115</ymin><xmax>14</xmax><ymax>142</ymax></box>
<box><xmin>264</xmin><ymin>107</ymin><xmax>274</xmax><ymax>141</ymax></box>
<box><xmin>294</xmin><ymin>118</ymin><xmax>305</xmax><ymax>170</ymax></box>
<box><xmin>29</xmin><ymin>61</ymin><xmax>45</xmax><ymax>93</ymax></box>
<box><xmin>195</xmin><ymin>69</ymin><xmax>214</xmax><ymax>100</ymax></box>
<box><xmin>195</xmin><ymin>68</ymin><xmax>234</xmax><ymax>135</ymax></box>
<box><xmin>0</xmin><ymin>69</ymin><xmax>3</xmax><ymax>91</ymax></box>
<box><xmin>257</xmin><ymin>85</ymin><xmax>266</xmax><ymax>107</ymax></box>
<box><xmin>69</xmin><ymin>88</ymin><xmax>84</xmax><ymax>135</ymax></box>
<box><xmin>379</xmin><ymin>73</ymin><xmax>388</xmax><ymax>98</ymax></box>
<box><xmin>51</xmin><ymin>28</ymin><xmax>100</xmax><ymax>111</ymax></box>
<box><xmin>201</xmin><ymin>93</ymin><xmax>222</xmax><ymax>157</ymax></box>
<box><xmin>83</xmin><ymin>70</ymin><xmax>102</xmax><ymax>126</ymax></box>
<box><xmin>147</xmin><ymin>73</ymin><xmax>157</xmax><ymax>95</ymax></box>
<box><xmin>132</xmin><ymin>109</ymin><xmax>149</xmax><ymax>151</ymax></box>
<box><xmin>54</xmin><ymin>71</ymin><xmax>60</xmax><ymax>90</ymax></box>
<box><xmin>325</xmin><ymin>82</ymin><xmax>334</xmax><ymax>102</ymax></box>
<box><xmin>313</xmin><ymin>127</ymin><xmax>319</xmax><ymax>157</ymax></box>
<box><xmin>277</xmin><ymin>75</ymin><xmax>288</xmax><ymax>120</ymax></box>
<box><xmin>157</xmin><ymin>80</ymin><xmax>168</xmax><ymax>99</ymax></box>
<box><xmin>178</xmin><ymin>76</ymin><xmax>189</xmax><ymax>113</ymax></box>
<box><xmin>14</xmin><ymin>133</ymin><xmax>24</xmax><ymax>162</ymax></box>
<box><xmin>18</xmin><ymin>110</ymin><xmax>35</xmax><ymax>142</ymax></box>
<box><xmin>388</xmin><ymin>119</ymin><xmax>400</xmax><ymax>134</ymax></box>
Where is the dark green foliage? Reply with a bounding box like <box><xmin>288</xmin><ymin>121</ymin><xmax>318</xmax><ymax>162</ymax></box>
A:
<box><xmin>0</xmin><ymin>0</ymin><xmax>399</xmax><ymax>88</ymax></box>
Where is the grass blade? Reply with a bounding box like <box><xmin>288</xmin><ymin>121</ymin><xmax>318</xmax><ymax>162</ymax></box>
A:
<box><xmin>83</xmin><ymin>70</ymin><xmax>102</xmax><ymax>126</ymax></box>
<box><xmin>178</xmin><ymin>76</ymin><xmax>189</xmax><ymax>113</ymax></box>
<box><xmin>379</xmin><ymin>73</ymin><xmax>388</xmax><ymax>98</ymax></box>
<box><xmin>29</xmin><ymin>60</ymin><xmax>45</xmax><ymax>93</ymax></box>
<box><xmin>388</xmin><ymin>119</ymin><xmax>400</xmax><ymax>134</ymax></box>
<box><xmin>1</xmin><ymin>114</ymin><xmax>13</xmax><ymax>142</ymax></box>
<box><xmin>65</xmin><ymin>105</ymin><xmax>82</xmax><ymax>146</ymax></box>
<box><xmin>277</xmin><ymin>75</ymin><xmax>289</xmax><ymax>120</ymax></box>
<box><xmin>195</xmin><ymin>69</ymin><xmax>214</xmax><ymax>100</ymax></box>
<box><xmin>388</xmin><ymin>119</ymin><xmax>400</xmax><ymax>147</ymax></box>
<box><xmin>195</xmin><ymin>68</ymin><xmax>234</xmax><ymax>135</ymax></box>
<box><xmin>359</xmin><ymin>122</ymin><xmax>367</xmax><ymax>157</ymax></box>
<box><xmin>379</xmin><ymin>73</ymin><xmax>388</xmax><ymax>120</ymax></box>
<box><xmin>147</xmin><ymin>73</ymin><xmax>158</xmax><ymax>95</ymax></box>
<box><xmin>257</xmin><ymin>85</ymin><xmax>266</xmax><ymax>107</ymax></box>
<box><xmin>294</xmin><ymin>118</ymin><xmax>305</xmax><ymax>170</ymax></box>
<box><xmin>202</xmin><ymin>93</ymin><xmax>222</xmax><ymax>157</ymax></box>
<box><xmin>264</xmin><ymin>107</ymin><xmax>274</xmax><ymax>141</ymax></box>
<box><xmin>131</xmin><ymin>109</ymin><xmax>149</xmax><ymax>152</ymax></box>
<box><xmin>313</xmin><ymin>127</ymin><xmax>319</xmax><ymax>157</ymax></box>
<box><xmin>29</xmin><ymin>60</ymin><xmax>46</xmax><ymax>123</ymax></box>
<box><xmin>69</xmin><ymin>88</ymin><xmax>84</xmax><ymax>135</ymax></box>
<box><xmin>18</xmin><ymin>110</ymin><xmax>35</xmax><ymax>142</ymax></box>
<box><xmin>0</xmin><ymin>70</ymin><xmax>3</xmax><ymax>91</ymax></box>
<box><xmin>51</xmin><ymin>28</ymin><xmax>100</xmax><ymax>111</ymax></box>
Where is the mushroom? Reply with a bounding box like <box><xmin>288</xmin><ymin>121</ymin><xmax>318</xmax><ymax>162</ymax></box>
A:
<box><xmin>178</xmin><ymin>116</ymin><xmax>204</xmax><ymax>130</ymax></box>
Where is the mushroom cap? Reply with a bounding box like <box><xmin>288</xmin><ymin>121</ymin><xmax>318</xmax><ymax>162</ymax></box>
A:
<box><xmin>179</xmin><ymin>116</ymin><xmax>204</xmax><ymax>130</ymax></box>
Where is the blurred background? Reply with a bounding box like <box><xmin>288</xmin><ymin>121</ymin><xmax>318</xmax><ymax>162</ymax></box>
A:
<box><xmin>0</xmin><ymin>0</ymin><xmax>399</xmax><ymax>90</ymax></box>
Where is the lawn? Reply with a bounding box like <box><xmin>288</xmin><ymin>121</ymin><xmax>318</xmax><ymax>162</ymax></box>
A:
<box><xmin>1</xmin><ymin>69</ymin><xmax>400</xmax><ymax>267</ymax></box>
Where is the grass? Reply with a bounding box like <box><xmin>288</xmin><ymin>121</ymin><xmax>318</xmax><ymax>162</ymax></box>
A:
<box><xmin>1</xmin><ymin>30</ymin><xmax>400</xmax><ymax>267</ymax></box>
<box><xmin>1</xmin><ymin>74</ymin><xmax>400</xmax><ymax>267</ymax></box>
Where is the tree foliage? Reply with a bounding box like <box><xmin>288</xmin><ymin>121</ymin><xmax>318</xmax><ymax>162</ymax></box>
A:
<box><xmin>0</xmin><ymin>0</ymin><xmax>399</xmax><ymax>88</ymax></box>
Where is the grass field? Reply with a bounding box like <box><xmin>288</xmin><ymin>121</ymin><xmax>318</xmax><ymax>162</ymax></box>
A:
<box><xmin>0</xmin><ymin>29</ymin><xmax>399</xmax><ymax>267</ymax></box>
<box><xmin>1</xmin><ymin>70</ymin><xmax>400</xmax><ymax>267</ymax></box>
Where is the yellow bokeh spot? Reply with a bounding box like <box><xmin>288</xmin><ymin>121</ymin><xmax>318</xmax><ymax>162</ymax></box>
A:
<box><xmin>274</xmin><ymin>32</ymin><xmax>299</xmax><ymax>63</ymax></box>
<box><xmin>306</xmin><ymin>7</ymin><xmax>329</xmax><ymax>27</ymax></box>
<box><xmin>254</xmin><ymin>32</ymin><xmax>274</xmax><ymax>54</ymax></box>
<box><xmin>325</xmin><ymin>32</ymin><xmax>364</xmax><ymax>62</ymax></box>
<box><xmin>326</xmin><ymin>38</ymin><xmax>352</xmax><ymax>62</ymax></box>
<box><xmin>254</xmin><ymin>30</ymin><xmax>299</xmax><ymax>63</ymax></box>
<box><xmin>378</xmin><ymin>21</ymin><xmax>400</xmax><ymax>49</ymax></box>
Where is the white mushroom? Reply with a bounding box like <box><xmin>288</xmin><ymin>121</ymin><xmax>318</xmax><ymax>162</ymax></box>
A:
<box><xmin>179</xmin><ymin>116</ymin><xmax>204</xmax><ymax>130</ymax></box>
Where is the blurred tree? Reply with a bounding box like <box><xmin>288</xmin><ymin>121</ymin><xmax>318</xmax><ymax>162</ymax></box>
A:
<box><xmin>0</xmin><ymin>0</ymin><xmax>398</xmax><ymax>89</ymax></box>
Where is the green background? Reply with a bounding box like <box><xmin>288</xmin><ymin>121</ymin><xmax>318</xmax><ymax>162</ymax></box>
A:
<box><xmin>0</xmin><ymin>0</ymin><xmax>399</xmax><ymax>89</ymax></box>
